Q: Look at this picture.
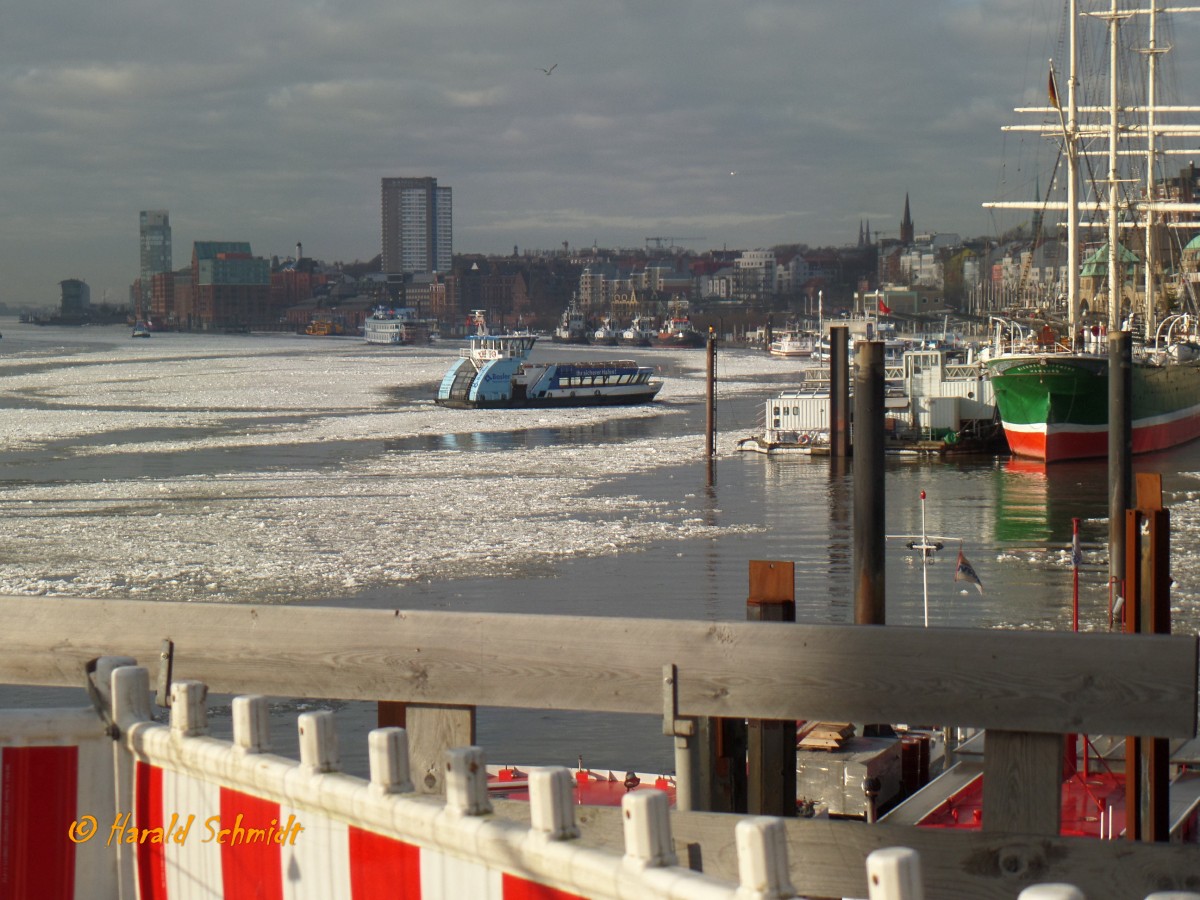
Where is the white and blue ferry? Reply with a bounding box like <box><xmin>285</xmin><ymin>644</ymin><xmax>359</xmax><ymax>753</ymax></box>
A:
<box><xmin>436</xmin><ymin>315</ymin><xmax>663</xmax><ymax>409</ymax></box>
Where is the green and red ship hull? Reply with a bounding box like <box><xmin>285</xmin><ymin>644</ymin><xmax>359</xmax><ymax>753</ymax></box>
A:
<box><xmin>986</xmin><ymin>352</ymin><xmax>1200</xmax><ymax>462</ymax></box>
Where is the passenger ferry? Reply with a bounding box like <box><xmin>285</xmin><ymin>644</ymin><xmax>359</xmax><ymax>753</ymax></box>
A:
<box><xmin>364</xmin><ymin>307</ymin><xmax>433</xmax><ymax>345</ymax></box>
<box><xmin>436</xmin><ymin>314</ymin><xmax>663</xmax><ymax>409</ymax></box>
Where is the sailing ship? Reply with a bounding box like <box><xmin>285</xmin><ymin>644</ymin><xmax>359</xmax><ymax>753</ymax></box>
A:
<box><xmin>983</xmin><ymin>0</ymin><xmax>1200</xmax><ymax>463</ymax></box>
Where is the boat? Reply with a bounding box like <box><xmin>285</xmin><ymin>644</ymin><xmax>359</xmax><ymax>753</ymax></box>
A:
<box><xmin>737</xmin><ymin>346</ymin><xmax>1002</xmax><ymax>455</ymax></box>
<box><xmin>592</xmin><ymin>318</ymin><xmax>620</xmax><ymax>346</ymax></box>
<box><xmin>363</xmin><ymin>306</ymin><xmax>433</xmax><ymax>345</ymax></box>
<box><xmin>768</xmin><ymin>330</ymin><xmax>816</xmax><ymax>358</ymax></box>
<box><xmin>619</xmin><ymin>316</ymin><xmax>657</xmax><ymax>347</ymax></box>
<box><xmin>653</xmin><ymin>316</ymin><xmax>706</xmax><ymax>349</ymax></box>
<box><xmin>552</xmin><ymin>303</ymin><xmax>590</xmax><ymax>344</ymax></box>
<box><xmin>436</xmin><ymin>314</ymin><xmax>663</xmax><ymax>409</ymax></box>
<box><xmin>981</xmin><ymin>0</ymin><xmax>1200</xmax><ymax>462</ymax></box>
<box><xmin>131</xmin><ymin>322</ymin><xmax>151</xmax><ymax>338</ymax></box>
<box><xmin>305</xmin><ymin>319</ymin><xmax>345</xmax><ymax>336</ymax></box>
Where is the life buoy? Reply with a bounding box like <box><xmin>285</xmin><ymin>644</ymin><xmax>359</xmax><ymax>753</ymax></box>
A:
<box><xmin>798</xmin><ymin>433</ymin><xmax>812</xmax><ymax>447</ymax></box>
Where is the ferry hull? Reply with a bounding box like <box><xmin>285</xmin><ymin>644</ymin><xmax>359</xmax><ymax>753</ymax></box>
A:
<box><xmin>436</xmin><ymin>384</ymin><xmax>663</xmax><ymax>409</ymax></box>
<box><xmin>987</xmin><ymin>352</ymin><xmax>1200</xmax><ymax>462</ymax></box>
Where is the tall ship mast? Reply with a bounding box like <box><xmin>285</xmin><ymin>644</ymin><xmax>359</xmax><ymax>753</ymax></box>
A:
<box><xmin>983</xmin><ymin>0</ymin><xmax>1200</xmax><ymax>462</ymax></box>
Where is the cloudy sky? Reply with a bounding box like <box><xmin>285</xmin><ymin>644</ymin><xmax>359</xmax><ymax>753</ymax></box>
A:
<box><xmin>3</xmin><ymin>0</ymin><xmax>1197</xmax><ymax>307</ymax></box>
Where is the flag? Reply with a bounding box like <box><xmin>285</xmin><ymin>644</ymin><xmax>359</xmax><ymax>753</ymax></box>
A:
<box><xmin>878</xmin><ymin>298</ymin><xmax>892</xmax><ymax>315</ymax></box>
<box><xmin>955</xmin><ymin>548</ymin><xmax>984</xmax><ymax>594</ymax></box>
<box><xmin>1048</xmin><ymin>66</ymin><xmax>1061</xmax><ymax>110</ymax></box>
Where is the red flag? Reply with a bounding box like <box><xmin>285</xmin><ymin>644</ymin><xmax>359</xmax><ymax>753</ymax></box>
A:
<box><xmin>955</xmin><ymin>548</ymin><xmax>984</xmax><ymax>594</ymax></box>
<box><xmin>1048</xmin><ymin>67</ymin><xmax>1061</xmax><ymax>110</ymax></box>
<box><xmin>877</xmin><ymin>298</ymin><xmax>892</xmax><ymax>315</ymax></box>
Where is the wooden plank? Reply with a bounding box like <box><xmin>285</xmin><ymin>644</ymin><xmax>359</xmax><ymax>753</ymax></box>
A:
<box><xmin>981</xmin><ymin>730</ymin><xmax>1062</xmax><ymax>835</ymax></box>
<box><xmin>405</xmin><ymin>704</ymin><xmax>475</xmax><ymax>794</ymax></box>
<box><xmin>0</xmin><ymin>596</ymin><xmax>1195</xmax><ymax>738</ymax></box>
<box><xmin>493</xmin><ymin>801</ymin><xmax>1200</xmax><ymax>900</ymax></box>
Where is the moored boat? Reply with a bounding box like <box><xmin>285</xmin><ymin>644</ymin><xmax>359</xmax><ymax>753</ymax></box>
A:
<box><xmin>364</xmin><ymin>307</ymin><xmax>433</xmax><ymax>345</ymax></box>
<box><xmin>982</xmin><ymin>0</ymin><xmax>1200</xmax><ymax>462</ymax></box>
<box><xmin>619</xmin><ymin>316</ymin><xmax>657</xmax><ymax>347</ymax></box>
<box><xmin>653</xmin><ymin>316</ymin><xmax>706</xmax><ymax>349</ymax></box>
<box><xmin>552</xmin><ymin>303</ymin><xmax>590</xmax><ymax>344</ymax></box>
<box><xmin>768</xmin><ymin>331</ymin><xmax>816</xmax><ymax>358</ymax></box>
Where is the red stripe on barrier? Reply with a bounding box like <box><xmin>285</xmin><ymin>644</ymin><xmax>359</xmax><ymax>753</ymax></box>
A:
<box><xmin>347</xmin><ymin>827</ymin><xmax>421</xmax><ymax>899</ymax></box>
<box><xmin>134</xmin><ymin>761</ymin><xmax>168</xmax><ymax>900</ymax></box>
<box><xmin>501</xmin><ymin>873</ymin><xmax>585</xmax><ymax>900</ymax></box>
<box><xmin>218</xmin><ymin>788</ymin><xmax>283</xmax><ymax>900</ymax></box>
<box><xmin>0</xmin><ymin>745</ymin><xmax>78</xmax><ymax>900</ymax></box>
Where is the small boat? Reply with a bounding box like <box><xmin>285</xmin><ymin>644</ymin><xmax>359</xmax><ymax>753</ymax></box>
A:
<box><xmin>619</xmin><ymin>317</ymin><xmax>657</xmax><ymax>347</ymax></box>
<box><xmin>768</xmin><ymin>331</ymin><xmax>816</xmax><ymax>358</ymax></box>
<box><xmin>363</xmin><ymin>307</ymin><xmax>433</xmax><ymax>345</ymax></box>
<box><xmin>552</xmin><ymin>303</ymin><xmax>590</xmax><ymax>345</ymax></box>
<box><xmin>653</xmin><ymin>316</ymin><xmax>706</xmax><ymax>349</ymax></box>
<box><xmin>305</xmin><ymin>320</ymin><xmax>345</xmax><ymax>336</ymax></box>
<box><xmin>131</xmin><ymin>322</ymin><xmax>151</xmax><ymax>338</ymax></box>
<box><xmin>593</xmin><ymin>319</ymin><xmax>620</xmax><ymax>346</ymax></box>
<box><xmin>436</xmin><ymin>313</ymin><xmax>663</xmax><ymax>409</ymax></box>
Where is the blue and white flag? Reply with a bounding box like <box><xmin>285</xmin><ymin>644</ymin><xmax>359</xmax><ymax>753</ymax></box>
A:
<box><xmin>955</xmin><ymin>548</ymin><xmax>984</xmax><ymax>594</ymax></box>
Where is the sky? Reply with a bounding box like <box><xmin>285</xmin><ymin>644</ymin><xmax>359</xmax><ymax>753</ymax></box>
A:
<box><xmin>4</xmin><ymin>0</ymin><xmax>1199</xmax><ymax>308</ymax></box>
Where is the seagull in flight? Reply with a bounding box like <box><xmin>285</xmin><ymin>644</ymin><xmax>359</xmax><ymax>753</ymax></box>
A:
<box><xmin>539</xmin><ymin>63</ymin><xmax>558</xmax><ymax>75</ymax></box>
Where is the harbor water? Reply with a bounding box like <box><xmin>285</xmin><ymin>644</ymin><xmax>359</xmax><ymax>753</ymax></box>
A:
<box><xmin>3</xmin><ymin>318</ymin><xmax>1200</xmax><ymax>776</ymax></box>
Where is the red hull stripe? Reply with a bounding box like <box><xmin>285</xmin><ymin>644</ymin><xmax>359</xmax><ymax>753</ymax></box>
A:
<box><xmin>501</xmin><ymin>873</ymin><xmax>586</xmax><ymax>900</ymax></box>
<box><xmin>135</xmin><ymin>762</ymin><xmax>168</xmax><ymax>900</ymax></box>
<box><xmin>348</xmin><ymin>826</ymin><xmax>422</xmax><ymax>899</ymax></box>
<box><xmin>219</xmin><ymin>788</ymin><xmax>284</xmax><ymax>900</ymax></box>
<box><xmin>1002</xmin><ymin>407</ymin><xmax>1200</xmax><ymax>462</ymax></box>
<box><xmin>0</xmin><ymin>746</ymin><xmax>78</xmax><ymax>900</ymax></box>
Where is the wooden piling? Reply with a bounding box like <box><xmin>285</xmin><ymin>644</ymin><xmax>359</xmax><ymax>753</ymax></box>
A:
<box><xmin>853</xmin><ymin>341</ymin><xmax>886</xmax><ymax>625</ymax></box>
<box><xmin>1124</xmin><ymin>473</ymin><xmax>1171</xmax><ymax>842</ymax></box>
<box><xmin>830</xmin><ymin>325</ymin><xmax>851</xmax><ymax>458</ymax></box>
<box><xmin>746</xmin><ymin>560</ymin><xmax>797</xmax><ymax>817</ymax></box>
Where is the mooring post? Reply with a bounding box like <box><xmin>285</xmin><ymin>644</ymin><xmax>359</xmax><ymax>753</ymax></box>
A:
<box><xmin>1109</xmin><ymin>330</ymin><xmax>1131</xmax><ymax>615</ymax></box>
<box><xmin>1124</xmin><ymin>472</ymin><xmax>1171</xmax><ymax>842</ymax></box>
<box><xmin>705</xmin><ymin>328</ymin><xmax>717</xmax><ymax>459</ymax></box>
<box><xmin>745</xmin><ymin>560</ymin><xmax>796</xmax><ymax>817</ymax></box>
<box><xmin>830</xmin><ymin>325</ymin><xmax>851</xmax><ymax>458</ymax></box>
<box><xmin>853</xmin><ymin>340</ymin><xmax>886</xmax><ymax>625</ymax></box>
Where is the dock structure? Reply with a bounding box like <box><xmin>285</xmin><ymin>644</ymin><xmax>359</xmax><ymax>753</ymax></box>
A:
<box><xmin>1</xmin><ymin>595</ymin><xmax>1199</xmax><ymax>898</ymax></box>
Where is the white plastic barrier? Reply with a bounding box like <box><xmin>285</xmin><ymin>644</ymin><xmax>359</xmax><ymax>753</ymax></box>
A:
<box><xmin>0</xmin><ymin>657</ymin><xmax>131</xmax><ymax>900</ymax></box>
<box><xmin>106</xmin><ymin>666</ymin><xmax>799</xmax><ymax>900</ymax></box>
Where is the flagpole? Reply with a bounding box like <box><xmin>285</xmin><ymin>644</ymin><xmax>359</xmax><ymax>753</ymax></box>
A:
<box><xmin>920</xmin><ymin>490</ymin><xmax>929</xmax><ymax>628</ymax></box>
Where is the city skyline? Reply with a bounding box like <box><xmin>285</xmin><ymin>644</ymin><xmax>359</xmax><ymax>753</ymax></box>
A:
<box><xmin>5</xmin><ymin>1</ymin><xmax>1200</xmax><ymax>307</ymax></box>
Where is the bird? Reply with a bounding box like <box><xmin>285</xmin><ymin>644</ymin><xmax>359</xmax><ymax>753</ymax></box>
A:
<box><xmin>539</xmin><ymin>63</ymin><xmax>558</xmax><ymax>75</ymax></box>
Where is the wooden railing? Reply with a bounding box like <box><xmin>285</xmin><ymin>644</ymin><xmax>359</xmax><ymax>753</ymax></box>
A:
<box><xmin>2</xmin><ymin>594</ymin><xmax>1198</xmax><ymax>898</ymax></box>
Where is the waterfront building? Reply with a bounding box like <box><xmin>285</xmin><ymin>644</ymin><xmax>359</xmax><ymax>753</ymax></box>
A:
<box><xmin>139</xmin><ymin>211</ymin><xmax>172</xmax><ymax>315</ymax></box>
<box><xmin>59</xmin><ymin>278</ymin><xmax>91</xmax><ymax>318</ymax></box>
<box><xmin>381</xmin><ymin>177</ymin><xmax>452</xmax><ymax>275</ymax></box>
<box><xmin>191</xmin><ymin>241</ymin><xmax>271</xmax><ymax>329</ymax></box>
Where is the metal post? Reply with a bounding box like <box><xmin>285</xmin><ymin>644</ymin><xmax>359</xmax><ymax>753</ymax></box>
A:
<box><xmin>853</xmin><ymin>341</ymin><xmax>886</xmax><ymax>625</ymax></box>
<box><xmin>1108</xmin><ymin>330</ymin><xmax>1131</xmax><ymax>612</ymax></box>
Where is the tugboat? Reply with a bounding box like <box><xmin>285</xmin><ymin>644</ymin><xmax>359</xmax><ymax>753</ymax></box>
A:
<box><xmin>653</xmin><ymin>316</ymin><xmax>706</xmax><ymax>349</ymax></box>
<box><xmin>552</xmin><ymin>302</ymin><xmax>590</xmax><ymax>344</ymax></box>
<box><xmin>436</xmin><ymin>312</ymin><xmax>663</xmax><ymax>409</ymax></box>
<box><xmin>619</xmin><ymin>317</ymin><xmax>657</xmax><ymax>347</ymax></box>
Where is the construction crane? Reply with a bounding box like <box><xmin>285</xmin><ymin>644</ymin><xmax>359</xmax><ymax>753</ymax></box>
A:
<box><xmin>645</xmin><ymin>236</ymin><xmax>706</xmax><ymax>251</ymax></box>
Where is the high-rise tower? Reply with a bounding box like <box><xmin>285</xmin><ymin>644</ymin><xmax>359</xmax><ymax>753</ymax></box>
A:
<box><xmin>139</xmin><ymin>210</ymin><xmax>172</xmax><ymax>310</ymax></box>
<box><xmin>381</xmin><ymin>177</ymin><xmax>453</xmax><ymax>274</ymax></box>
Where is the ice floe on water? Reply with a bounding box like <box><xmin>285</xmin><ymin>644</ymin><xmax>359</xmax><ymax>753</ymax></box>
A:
<box><xmin>0</xmin><ymin>323</ymin><xmax>780</xmax><ymax>603</ymax></box>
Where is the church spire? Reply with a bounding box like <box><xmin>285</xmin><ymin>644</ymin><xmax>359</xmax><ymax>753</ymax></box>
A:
<box><xmin>900</xmin><ymin>194</ymin><xmax>914</xmax><ymax>245</ymax></box>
